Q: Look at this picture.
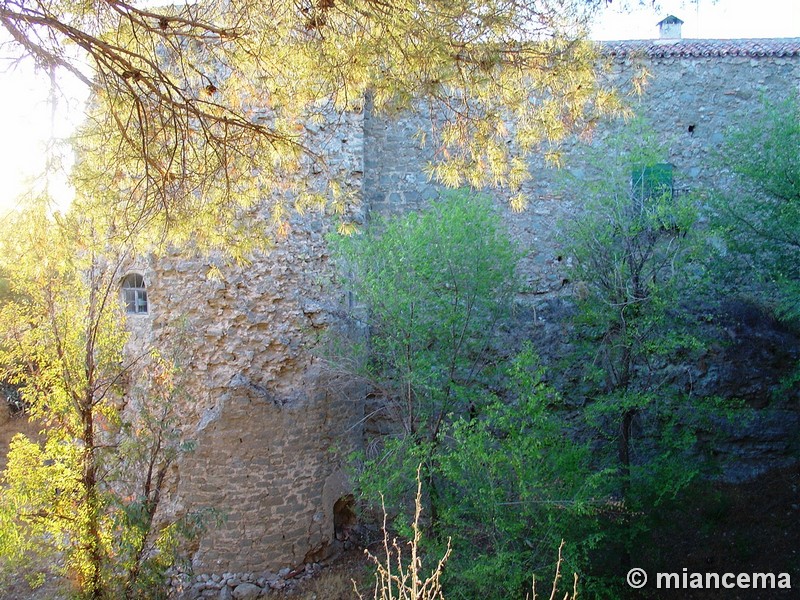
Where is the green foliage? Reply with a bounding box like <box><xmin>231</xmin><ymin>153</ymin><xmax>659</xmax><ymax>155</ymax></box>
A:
<box><xmin>0</xmin><ymin>0</ymin><xmax>623</xmax><ymax>246</ymax></box>
<box><xmin>0</xmin><ymin>206</ymin><xmax>121</xmax><ymax>597</ymax></box>
<box><xmin>563</xmin><ymin>117</ymin><xmax>704</xmax><ymax>406</ymax></box>
<box><xmin>724</xmin><ymin>95</ymin><xmax>800</xmax><ymax>204</ymax></box>
<box><xmin>561</xmin><ymin>122</ymin><xmax>731</xmax><ymax>593</ymax></box>
<box><xmin>432</xmin><ymin>349</ymin><xmax>596</xmax><ymax>599</ymax></box>
<box><xmin>354</xmin><ymin>349</ymin><xmax>597</xmax><ymax>600</ymax></box>
<box><xmin>563</xmin><ymin>122</ymin><xmax>706</xmax><ymax>457</ymax></box>
<box><xmin>334</xmin><ymin>194</ymin><xmax>594</xmax><ymax>599</ymax></box>
<box><xmin>565</xmin><ymin>120</ymin><xmax>700</xmax><ymax>329</ymax></box>
<box><xmin>0</xmin><ymin>203</ymin><xmax>205</xmax><ymax>599</ymax></box>
<box><xmin>0</xmin><ymin>269</ymin><xmax>12</xmax><ymax>306</ymax></box>
<box><xmin>713</xmin><ymin>93</ymin><xmax>800</xmax><ymax>320</ymax></box>
<box><xmin>331</xmin><ymin>190</ymin><xmax>518</xmax><ymax>440</ymax></box>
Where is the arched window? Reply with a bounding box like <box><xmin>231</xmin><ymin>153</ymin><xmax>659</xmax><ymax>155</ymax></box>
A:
<box><xmin>121</xmin><ymin>273</ymin><xmax>148</xmax><ymax>314</ymax></box>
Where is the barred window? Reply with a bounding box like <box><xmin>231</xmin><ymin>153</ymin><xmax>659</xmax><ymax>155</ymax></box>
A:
<box><xmin>121</xmin><ymin>273</ymin><xmax>148</xmax><ymax>314</ymax></box>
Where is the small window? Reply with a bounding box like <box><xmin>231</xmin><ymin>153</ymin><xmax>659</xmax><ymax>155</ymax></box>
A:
<box><xmin>122</xmin><ymin>273</ymin><xmax>148</xmax><ymax>314</ymax></box>
<box><xmin>631</xmin><ymin>163</ymin><xmax>674</xmax><ymax>202</ymax></box>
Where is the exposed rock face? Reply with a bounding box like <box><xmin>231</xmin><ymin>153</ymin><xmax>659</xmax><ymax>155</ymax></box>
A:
<box><xmin>520</xmin><ymin>298</ymin><xmax>800</xmax><ymax>483</ymax></box>
<box><xmin>702</xmin><ymin>301</ymin><xmax>800</xmax><ymax>482</ymax></box>
<box><xmin>118</xmin><ymin>39</ymin><xmax>800</xmax><ymax>590</ymax></box>
<box><xmin>712</xmin><ymin>301</ymin><xmax>800</xmax><ymax>405</ymax></box>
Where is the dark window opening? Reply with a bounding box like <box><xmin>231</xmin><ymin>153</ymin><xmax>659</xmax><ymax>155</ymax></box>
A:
<box><xmin>122</xmin><ymin>273</ymin><xmax>148</xmax><ymax>314</ymax></box>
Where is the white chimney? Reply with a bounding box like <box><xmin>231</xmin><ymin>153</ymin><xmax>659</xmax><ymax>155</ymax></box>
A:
<box><xmin>657</xmin><ymin>15</ymin><xmax>684</xmax><ymax>40</ymax></box>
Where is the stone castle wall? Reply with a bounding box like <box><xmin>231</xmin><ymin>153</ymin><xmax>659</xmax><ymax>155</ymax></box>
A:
<box><xmin>123</xmin><ymin>39</ymin><xmax>800</xmax><ymax>590</ymax></box>
<box><xmin>366</xmin><ymin>42</ymin><xmax>800</xmax><ymax>301</ymax></box>
<box><xmin>126</xmin><ymin>111</ymin><xmax>367</xmax><ymax>583</ymax></box>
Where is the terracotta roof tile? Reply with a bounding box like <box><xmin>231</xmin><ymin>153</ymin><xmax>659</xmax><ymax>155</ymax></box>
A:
<box><xmin>601</xmin><ymin>38</ymin><xmax>800</xmax><ymax>59</ymax></box>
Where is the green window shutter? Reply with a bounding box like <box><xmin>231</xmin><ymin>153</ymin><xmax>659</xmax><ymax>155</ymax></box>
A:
<box><xmin>631</xmin><ymin>163</ymin><xmax>674</xmax><ymax>201</ymax></box>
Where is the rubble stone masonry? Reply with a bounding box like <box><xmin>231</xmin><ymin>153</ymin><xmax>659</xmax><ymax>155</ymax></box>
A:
<box><xmin>123</xmin><ymin>37</ymin><xmax>800</xmax><ymax>590</ymax></box>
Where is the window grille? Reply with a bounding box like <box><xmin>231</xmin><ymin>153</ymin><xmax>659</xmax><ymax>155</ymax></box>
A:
<box><xmin>121</xmin><ymin>273</ymin><xmax>148</xmax><ymax>314</ymax></box>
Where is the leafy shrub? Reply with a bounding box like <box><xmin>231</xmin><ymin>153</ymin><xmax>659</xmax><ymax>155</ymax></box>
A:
<box><xmin>333</xmin><ymin>192</ymin><xmax>593</xmax><ymax>599</ymax></box>
<box><xmin>713</xmin><ymin>93</ymin><xmax>800</xmax><ymax>320</ymax></box>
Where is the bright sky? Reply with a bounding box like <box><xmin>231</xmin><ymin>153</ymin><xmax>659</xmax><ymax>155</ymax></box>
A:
<box><xmin>0</xmin><ymin>0</ymin><xmax>798</xmax><ymax>216</ymax></box>
<box><xmin>0</xmin><ymin>52</ymin><xmax>86</xmax><ymax>217</ymax></box>
<box><xmin>591</xmin><ymin>0</ymin><xmax>799</xmax><ymax>40</ymax></box>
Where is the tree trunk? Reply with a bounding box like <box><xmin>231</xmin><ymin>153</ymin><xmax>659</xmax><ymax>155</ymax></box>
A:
<box><xmin>81</xmin><ymin>397</ymin><xmax>103</xmax><ymax>600</ymax></box>
<box><xmin>618</xmin><ymin>408</ymin><xmax>635</xmax><ymax>498</ymax></box>
<box><xmin>618</xmin><ymin>407</ymin><xmax>636</xmax><ymax>574</ymax></box>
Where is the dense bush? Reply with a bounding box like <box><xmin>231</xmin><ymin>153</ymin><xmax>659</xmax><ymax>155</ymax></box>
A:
<box><xmin>560</xmin><ymin>122</ymin><xmax>743</xmax><ymax>595</ymax></box>
<box><xmin>333</xmin><ymin>110</ymin><xmax>796</xmax><ymax>598</ymax></box>
<box><xmin>332</xmin><ymin>192</ymin><xmax>594</xmax><ymax>599</ymax></box>
<box><xmin>713</xmin><ymin>93</ymin><xmax>800</xmax><ymax>320</ymax></box>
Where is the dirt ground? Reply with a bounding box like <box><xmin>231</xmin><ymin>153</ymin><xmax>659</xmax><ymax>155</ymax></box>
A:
<box><xmin>277</xmin><ymin>550</ymin><xmax>374</xmax><ymax>600</ymax></box>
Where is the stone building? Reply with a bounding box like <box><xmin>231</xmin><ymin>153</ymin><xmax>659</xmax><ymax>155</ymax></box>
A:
<box><xmin>122</xmin><ymin>25</ymin><xmax>800</xmax><ymax>593</ymax></box>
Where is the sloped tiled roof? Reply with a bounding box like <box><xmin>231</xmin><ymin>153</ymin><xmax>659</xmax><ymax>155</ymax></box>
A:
<box><xmin>657</xmin><ymin>15</ymin><xmax>684</xmax><ymax>26</ymax></box>
<box><xmin>602</xmin><ymin>38</ymin><xmax>800</xmax><ymax>59</ymax></box>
